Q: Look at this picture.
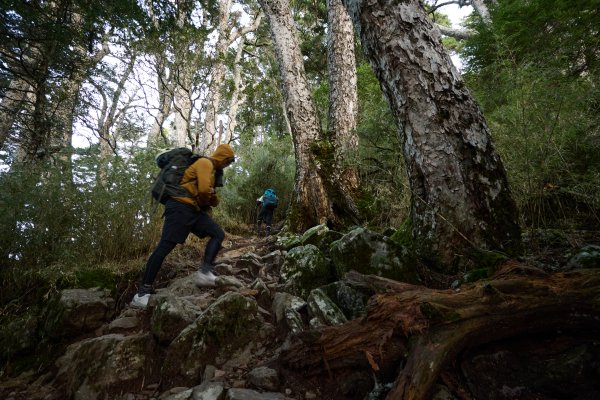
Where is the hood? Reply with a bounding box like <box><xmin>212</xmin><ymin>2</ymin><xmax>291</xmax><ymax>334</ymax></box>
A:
<box><xmin>210</xmin><ymin>144</ymin><xmax>235</xmax><ymax>168</ymax></box>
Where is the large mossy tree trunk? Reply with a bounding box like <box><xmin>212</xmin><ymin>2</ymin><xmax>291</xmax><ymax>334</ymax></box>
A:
<box><xmin>280</xmin><ymin>266</ymin><xmax>600</xmax><ymax>400</ymax></box>
<box><xmin>342</xmin><ymin>0</ymin><xmax>521</xmax><ymax>272</ymax></box>
<box><xmin>258</xmin><ymin>0</ymin><xmax>360</xmax><ymax>232</ymax></box>
<box><xmin>327</xmin><ymin>0</ymin><xmax>360</xmax><ymax>192</ymax></box>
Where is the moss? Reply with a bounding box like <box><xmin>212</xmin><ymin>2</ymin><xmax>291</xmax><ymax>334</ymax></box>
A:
<box><xmin>471</xmin><ymin>249</ymin><xmax>509</xmax><ymax>269</ymax></box>
<box><xmin>389</xmin><ymin>218</ymin><xmax>413</xmax><ymax>248</ymax></box>
<box><xmin>463</xmin><ymin>267</ymin><xmax>493</xmax><ymax>283</ymax></box>
<box><xmin>74</xmin><ymin>269</ymin><xmax>118</xmax><ymax>291</ymax></box>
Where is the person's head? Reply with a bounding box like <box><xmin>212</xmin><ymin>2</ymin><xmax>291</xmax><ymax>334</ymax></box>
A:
<box><xmin>211</xmin><ymin>144</ymin><xmax>236</xmax><ymax>169</ymax></box>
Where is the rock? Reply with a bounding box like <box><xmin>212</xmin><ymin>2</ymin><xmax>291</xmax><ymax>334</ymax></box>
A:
<box><xmin>280</xmin><ymin>245</ymin><xmax>333</xmax><ymax>298</ymax></box>
<box><xmin>234</xmin><ymin>253</ymin><xmax>264</xmax><ymax>277</ymax></box>
<box><xmin>330</xmin><ymin>227</ymin><xmax>419</xmax><ymax>283</ymax></box>
<box><xmin>43</xmin><ymin>288</ymin><xmax>115</xmax><ymax>339</ymax></box>
<box><xmin>107</xmin><ymin>316</ymin><xmax>140</xmax><ymax>332</ymax></box>
<box><xmin>566</xmin><ymin>245</ymin><xmax>600</xmax><ymax>269</ymax></box>
<box><xmin>54</xmin><ymin>333</ymin><xmax>157</xmax><ymax>400</ymax></box>
<box><xmin>300</xmin><ymin>224</ymin><xmax>343</xmax><ymax>251</ymax></box>
<box><xmin>318</xmin><ymin>281</ymin><xmax>369</xmax><ymax>320</ymax></box>
<box><xmin>217</xmin><ymin>275</ymin><xmax>245</xmax><ymax>288</ymax></box>
<box><xmin>247</xmin><ymin>367</ymin><xmax>279</xmax><ymax>391</ymax></box>
<box><xmin>271</xmin><ymin>292</ymin><xmax>306</xmax><ymax>334</ymax></box>
<box><xmin>276</xmin><ymin>234</ymin><xmax>302</xmax><ymax>251</ymax></box>
<box><xmin>151</xmin><ymin>295</ymin><xmax>200</xmax><ymax>344</ymax></box>
<box><xmin>162</xmin><ymin>292</ymin><xmax>262</xmax><ymax>386</ymax></box>
<box><xmin>261</xmin><ymin>250</ymin><xmax>285</xmax><ymax>268</ymax></box>
<box><xmin>306</xmin><ymin>288</ymin><xmax>347</xmax><ymax>326</ymax></box>
<box><xmin>226</xmin><ymin>388</ymin><xmax>287</xmax><ymax>400</ymax></box>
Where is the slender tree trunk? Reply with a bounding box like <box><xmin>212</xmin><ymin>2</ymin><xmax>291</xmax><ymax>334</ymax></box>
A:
<box><xmin>327</xmin><ymin>0</ymin><xmax>360</xmax><ymax>191</ymax></box>
<box><xmin>148</xmin><ymin>55</ymin><xmax>174</xmax><ymax>146</ymax></box>
<box><xmin>342</xmin><ymin>0</ymin><xmax>521</xmax><ymax>271</ymax></box>
<box><xmin>0</xmin><ymin>79</ymin><xmax>32</xmax><ymax>151</ymax></box>
<box><xmin>258</xmin><ymin>0</ymin><xmax>360</xmax><ymax>231</ymax></box>
<box><xmin>224</xmin><ymin>38</ymin><xmax>247</xmax><ymax>144</ymax></box>
<box><xmin>201</xmin><ymin>0</ymin><xmax>233</xmax><ymax>154</ymax></box>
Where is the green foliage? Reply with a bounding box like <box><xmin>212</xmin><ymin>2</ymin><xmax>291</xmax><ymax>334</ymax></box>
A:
<box><xmin>355</xmin><ymin>61</ymin><xmax>411</xmax><ymax>228</ymax></box>
<box><xmin>462</xmin><ymin>0</ymin><xmax>600</xmax><ymax>229</ymax></box>
<box><xmin>214</xmin><ymin>136</ymin><xmax>296</xmax><ymax>234</ymax></box>
<box><xmin>0</xmin><ymin>150</ymin><xmax>162</xmax><ymax>308</ymax></box>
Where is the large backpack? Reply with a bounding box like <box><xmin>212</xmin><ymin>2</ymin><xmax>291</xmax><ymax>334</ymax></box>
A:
<box><xmin>151</xmin><ymin>148</ymin><xmax>199</xmax><ymax>204</ymax></box>
<box><xmin>262</xmin><ymin>188</ymin><xmax>278</xmax><ymax>209</ymax></box>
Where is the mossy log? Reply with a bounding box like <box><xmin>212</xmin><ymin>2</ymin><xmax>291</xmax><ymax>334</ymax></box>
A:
<box><xmin>279</xmin><ymin>263</ymin><xmax>600</xmax><ymax>399</ymax></box>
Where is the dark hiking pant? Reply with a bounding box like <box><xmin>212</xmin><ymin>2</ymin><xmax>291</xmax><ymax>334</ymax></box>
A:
<box><xmin>139</xmin><ymin>200</ymin><xmax>224</xmax><ymax>294</ymax></box>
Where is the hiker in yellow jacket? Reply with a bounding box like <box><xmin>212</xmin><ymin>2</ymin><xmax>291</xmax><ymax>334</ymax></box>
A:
<box><xmin>131</xmin><ymin>144</ymin><xmax>235</xmax><ymax>309</ymax></box>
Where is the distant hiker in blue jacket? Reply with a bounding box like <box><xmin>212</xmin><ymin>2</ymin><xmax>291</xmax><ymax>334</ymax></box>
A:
<box><xmin>256</xmin><ymin>188</ymin><xmax>278</xmax><ymax>236</ymax></box>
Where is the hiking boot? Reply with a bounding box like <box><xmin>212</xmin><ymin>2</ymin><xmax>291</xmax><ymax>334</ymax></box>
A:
<box><xmin>194</xmin><ymin>271</ymin><xmax>216</xmax><ymax>288</ymax></box>
<box><xmin>130</xmin><ymin>293</ymin><xmax>150</xmax><ymax>309</ymax></box>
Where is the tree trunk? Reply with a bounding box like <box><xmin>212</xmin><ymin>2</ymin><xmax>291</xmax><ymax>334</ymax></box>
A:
<box><xmin>342</xmin><ymin>0</ymin><xmax>521</xmax><ymax>271</ymax></box>
<box><xmin>280</xmin><ymin>266</ymin><xmax>600</xmax><ymax>400</ymax></box>
<box><xmin>147</xmin><ymin>54</ymin><xmax>174</xmax><ymax>147</ymax></box>
<box><xmin>0</xmin><ymin>79</ymin><xmax>33</xmax><ymax>151</ymax></box>
<box><xmin>327</xmin><ymin>0</ymin><xmax>360</xmax><ymax>192</ymax></box>
<box><xmin>258</xmin><ymin>0</ymin><xmax>360</xmax><ymax>231</ymax></box>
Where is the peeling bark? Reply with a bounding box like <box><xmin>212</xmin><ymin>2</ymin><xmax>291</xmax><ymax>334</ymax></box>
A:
<box><xmin>327</xmin><ymin>0</ymin><xmax>360</xmax><ymax>191</ymax></box>
<box><xmin>342</xmin><ymin>0</ymin><xmax>521</xmax><ymax>271</ymax></box>
<box><xmin>258</xmin><ymin>0</ymin><xmax>361</xmax><ymax>231</ymax></box>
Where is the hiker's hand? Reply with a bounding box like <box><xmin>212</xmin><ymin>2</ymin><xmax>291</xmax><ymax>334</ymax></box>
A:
<box><xmin>209</xmin><ymin>194</ymin><xmax>219</xmax><ymax>207</ymax></box>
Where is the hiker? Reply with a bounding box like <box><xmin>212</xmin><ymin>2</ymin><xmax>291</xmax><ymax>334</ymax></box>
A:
<box><xmin>256</xmin><ymin>188</ymin><xmax>278</xmax><ymax>236</ymax></box>
<box><xmin>131</xmin><ymin>144</ymin><xmax>236</xmax><ymax>309</ymax></box>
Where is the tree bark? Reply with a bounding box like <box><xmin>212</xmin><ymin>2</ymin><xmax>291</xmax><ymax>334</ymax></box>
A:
<box><xmin>327</xmin><ymin>0</ymin><xmax>360</xmax><ymax>191</ymax></box>
<box><xmin>280</xmin><ymin>266</ymin><xmax>600</xmax><ymax>400</ymax></box>
<box><xmin>342</xmin><ymin>0</ymin><xmax>521</xmax><ymax>271</ymax></box>
<box><xmin>258</xmin><ymin>0</ymin><xmax>361</xmax><ymax>231</ymax></box>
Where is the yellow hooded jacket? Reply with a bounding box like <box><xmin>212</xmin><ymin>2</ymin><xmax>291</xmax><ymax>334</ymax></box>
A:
<box><xmin>173</xmin><ymin>144</ymin><xmax>235</xmax><ymax>210</ymax></box>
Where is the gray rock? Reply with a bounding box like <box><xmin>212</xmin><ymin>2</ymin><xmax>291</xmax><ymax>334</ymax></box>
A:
<box><xmin>55</xmin><ymin>333</ymin><xmax>156</xmax><ymax>399</ymax></box>
<box><xmin>318</xmin><ymin>281</ymin><xmax>369</xmax><ymax>320</ymax></box>
<box><xmin>330</xmin><ymin>227</ymin><xmax>419</xmax><ymax>283</ymax></box>
<box><xmin>300</xmin><ymin>224</ymin><xmax>343</xmax><ymax>251</ymax></box>
<box><xmin>151</xmin><ymin>295</ymin><xmax>199</xmax><ymax>344</ymax></box>
<box><xmin>566</xmin><ymin>245</ymin><xmax>600</xmax><ymax>269</ymax></box>
<box><xmin>280</xmin><ymin>245</ymin><xmax>333</xmax><ymax>298</ymax></box>
<box><xmin>162</xmin><ymin>292</ymin><xmax>262</xmax><ymax>386</ymax></box>
<box><xmin>306</xmin><ymin>288</ymin><xmax>347</xmax><ymax>326</ymax></box>
<box><xmin>43</xmin><ymin>288</ymin><xmax>115</xmax><ymax>338</ymax></box>
<box><xmin>271</xmin><ymin>292</ymin><xmax>306</xmax><ymax>334</ymax></box>
<box><xmin>226</xmin><ymin>388</ymin><xmax>287</xmax><ymax>400</ymax></box>
<box><xmin>247</xmin><ymin>366</ymin><xmax>279</xmax><ymax>391</ymax></box>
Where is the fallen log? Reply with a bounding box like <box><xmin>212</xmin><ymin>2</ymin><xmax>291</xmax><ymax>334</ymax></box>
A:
<box><xmin>280</xmin><ymin>263</ymin><xmax>600</xmax><ymax>399</ymax></box>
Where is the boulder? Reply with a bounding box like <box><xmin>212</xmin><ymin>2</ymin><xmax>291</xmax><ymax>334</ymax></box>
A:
<box><xmin>271</xmin><ymin>292</ymin><xmax>306</xmax><ymax>334</ymax></box>
<box><xmin>280</xmin><ymin>245</ymin><xmax>333</xmax><ymax>298</ymax></box>
<box><xmin>151</xmin><ymin>295</ymin><xmax>201</xmax><ymax>344</ymax></box>
<box><xmin>566</xmin><ymin>245</ymin><xmax>600</xmax><ymax>269</ymax></box>
<box><xmin>43</xmin><ymin>288</ymin><xmax>115</xmax><ymax>339</ymax></box>
<box><xmin>159</xmin><ymin>381</ymin><xmax>225</xmax><ymax>400</ymax></box>
<box><xmin>162</xmin><ymin>292</ymin><xmax>262</xmax><ymax>386</ymax></box>
<box><xmin>330</xmin><ymin>227</ymin><xmax>419</xmax><ymax>283</ymax></box>
<box><xmin>247</xmin><ymin>366</ymin><xmax>279</xmax><ymax>391</ymax></box>
<box><xmin>318</xmin><ymin>281</ymin><xmax>369</xmax><ymax>320</ymax></box>
<box><xmin>226</xmin><ymin>388</ymin><xmax>288</xmax><ymax>400</ymax></box>
<box><xmin>306</xmin><ymin>288</ymin><xmax>347</xmax><ymax>327</ymax></box>
<box><xmin>300</xmin><ymin>224</ymin><xmax>343</xmax><ymax>251</ymax></box>
<box><xmin>54</xmin><ymin>333</ymin><xmax>157</xmax><ymax>400</ymax></box>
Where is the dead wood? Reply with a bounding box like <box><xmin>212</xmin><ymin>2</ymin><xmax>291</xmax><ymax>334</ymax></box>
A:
<box><xmin>279</xmin><ymin>263</ymin><xmax>600</xmax><ymax>400</ymax></box>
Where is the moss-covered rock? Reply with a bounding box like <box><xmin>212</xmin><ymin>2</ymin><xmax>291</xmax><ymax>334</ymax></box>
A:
<box><xmin>280</xmin><ymin>245</ymin><xmax>334</xmax><ymax>298</ymax></box>
<box><xmin>307</xmin><ymin>288</ymin><xmax>347</xmax><ymax>327</ymax></box>
<box><xmin>162</xmin><ymin>292</ymin><xmax>261</xmax><ymax>386</ymax></box>
<box><xmin>42</xmin><ymin>288</ymin><xmax>115</xmax><ymax>339</ymax></box>
<box><xmin>150</xmin><ymin>295</ymin><xmax>199</xmax><ymax>344</ymax></box>
<box><xmin>55</xmin><ymin>333</ymin><xmax>157</xmax><ymax>400</ymax></box>
<box><xmin>277</xmin><ymin>234</ymin><xmax>302</xmax><ymax>251</ymax></box>
<box><xmin>330</xmin><ymin>227</ymin><xmax>419</xmax><ymax>283</ymax></box>
<box><xmin>318</xmin><ymin>281</ymin><xmax>370</xmax><ymax>320</ymax></box>
<box><xmin>566</xmin><ymin>245</ymin><xmax>600</xmax><ymax>269</ymax></box>
<box><xmin>300</xmin><ymin>224</ymin><xmax>343</xmax><ymax>252</ymax></box>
